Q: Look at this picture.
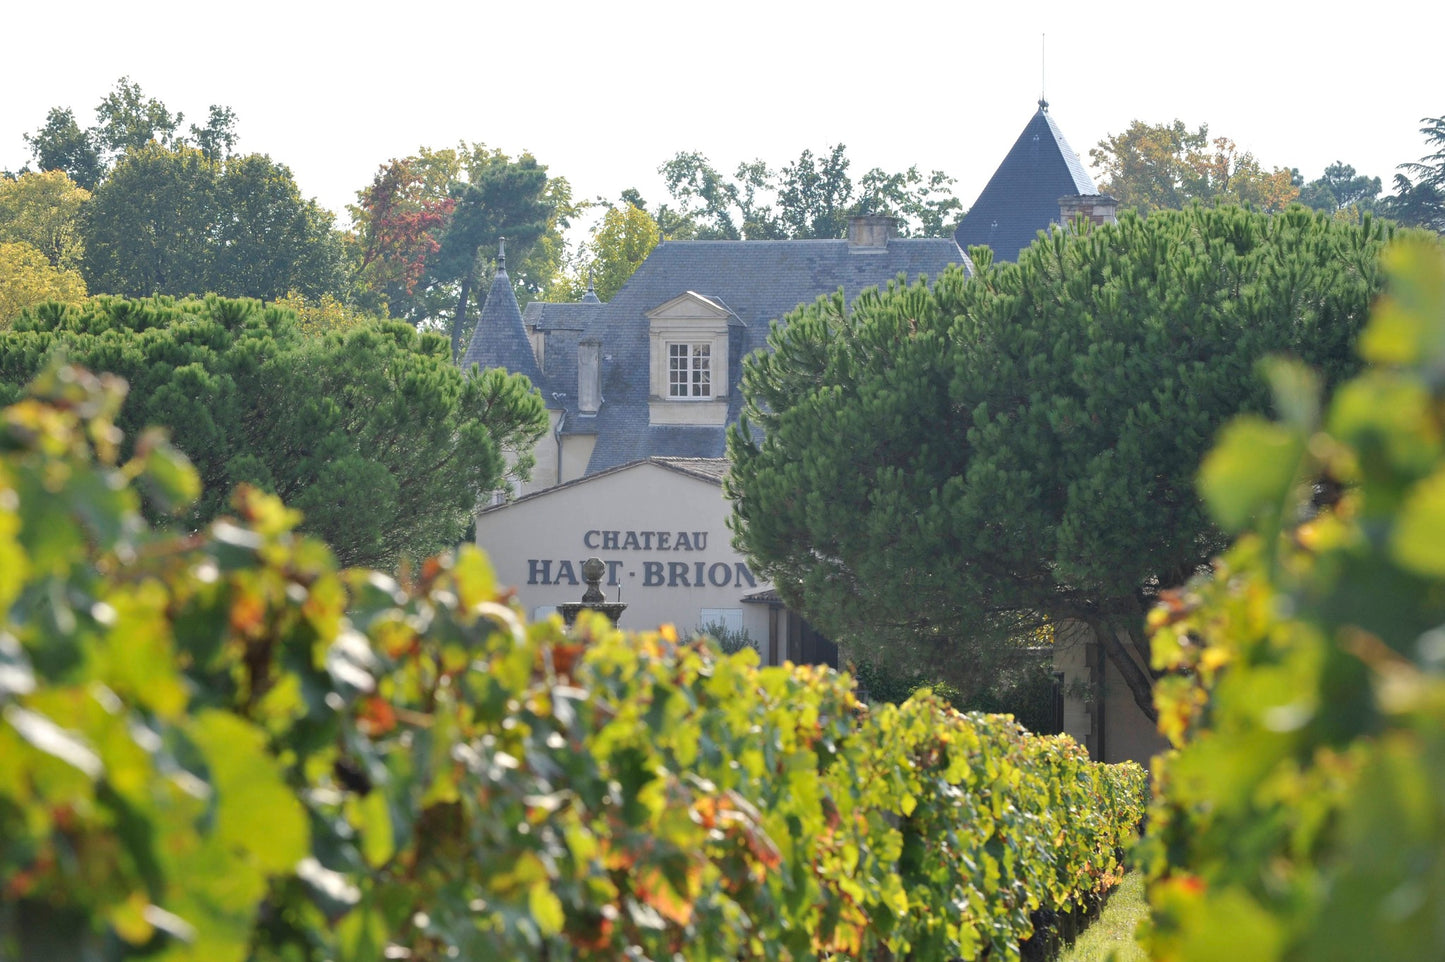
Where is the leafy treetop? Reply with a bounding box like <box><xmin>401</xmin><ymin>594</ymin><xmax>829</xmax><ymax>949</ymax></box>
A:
<box><xmin>0</xmin><ymin>295</ymin><xmax>547</xmax><ymax>569</ymax></box>
<box><xmin>0</xmin><ymin>242</ymin><xmax>86</xmax><ymax>327</ymax></box>
<box><xmin>655</xmin><ymin>144</ymin><xmax>961</xmax><ymax>240</ymax></box>
<box><xmin>80</xmin><ymin>144</ymin><xmax>348</xmax><ymax>302</ymax></box>
<box><xmin>1090</xmin><ymin>119</ymin><xmax>1300</xmax><ymax>214</ymax></box>
<box><xmin>727</xmin><ymin>205</ymin><xmax>1417</xmax><ymax>720</ymax></box>
<box><xmin>1381</xmin><ymin>115</ymin><xmax>1445</xmax><ymax>232</ymax></box>
<box><xmin>547</xmin><ymin>199</ymin><xmax>662</xmax><ymax>303</ymax></box>
<box><xmin>1295</xmin><ymin>161</ymin><xmax>1382</xmax><ymax>219</ymax></box>
<box><xmin>22</xmin><ymin>77</ymin><xmax>239</xmax><ymax>189</ymax></box>
<box><xmin>348</xmin><ymin>144</ymin><xmax>573</xmax><ymax>336</ymax></box>
<box><xmin>0</xmin><ymin>170</ymin><xmax>91</xmax><ymax>271</ymax></box>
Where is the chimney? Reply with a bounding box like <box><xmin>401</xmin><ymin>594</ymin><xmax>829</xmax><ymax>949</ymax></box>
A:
<box><xmin>1058</xmin><ymin>194</ymin><xmax>1118</xmax><ymax>228</ymax></box>
<box><xmin>848</xmin><ymin>215</ymin><xmax>895</xmax><ymax>249</ymax></box>
<box><xmin>578</xmin><ymin>338</ymin><xmax>601</xmax><ymax>414</ymax></box>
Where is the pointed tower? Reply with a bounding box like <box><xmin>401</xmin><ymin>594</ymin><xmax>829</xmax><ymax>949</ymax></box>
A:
<box><xmin>459</xmin><ymin>238</ymin><xmax>546</xmax><ymax>389</ymax></box>
<box><xmin>955</xmin><ymin>100</ymin><xmax>1101</xmax><ymax>263</ymax></box>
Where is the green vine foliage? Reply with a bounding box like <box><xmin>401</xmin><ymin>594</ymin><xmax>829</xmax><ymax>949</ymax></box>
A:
<box><xmin>0</xmin><ymin>365</ymin><xmax>1145</xmax><ymax>961</ymax></box>
<box><xmin>1141</xmin><ymin>238</ymin><xmax>1445</xmax><ymax>961</ymax></box>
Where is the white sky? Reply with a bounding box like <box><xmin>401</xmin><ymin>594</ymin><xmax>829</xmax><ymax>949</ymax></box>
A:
<box><xmin>3</xmin><ymin>0</ymin><xmax>1440</xmax><ymax>233</ymax></box>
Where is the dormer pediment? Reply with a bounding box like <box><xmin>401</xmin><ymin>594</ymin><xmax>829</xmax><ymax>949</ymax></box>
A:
<box><xmin>646</xmin><ymin>291</ymin><xmax>736</xmax><ymax>324</ymax></box>
<box><xmin>646</xmin><ymin>292</ymin><xmax>732</xmax><ymax>426</ymax></box>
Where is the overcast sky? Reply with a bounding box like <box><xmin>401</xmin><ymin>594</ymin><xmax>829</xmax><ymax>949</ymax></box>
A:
<box><xmin>3</xmin><ymin>0</ymin><xmax>1439</xmax><ymax>232</ymax></box>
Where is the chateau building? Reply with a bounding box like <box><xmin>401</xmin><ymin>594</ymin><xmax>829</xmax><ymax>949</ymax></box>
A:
<box><xmin>463</xmin><ymin>216</ymin><xmax>967</xmax><ymax>660</ymax></box>
<box><xmin>464</xmin><ymin>104</ymin><xmax>1156</xmax><ymax>762</ymax></box>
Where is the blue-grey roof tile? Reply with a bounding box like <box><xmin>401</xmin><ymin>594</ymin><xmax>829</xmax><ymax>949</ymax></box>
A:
<box><xmin>954</xmin><ymin>103</ymin><xmax>1098</xmax><ymax>263</ymax></box>
<box><xmin>460</xmin><ymin>267</ymin><xmax>548</xmax><ymax>393</ymax></box>
<box><xmin>474</xmin><ymin>229</ymin><xmax>968</xmax><ymax>477</ymax></box>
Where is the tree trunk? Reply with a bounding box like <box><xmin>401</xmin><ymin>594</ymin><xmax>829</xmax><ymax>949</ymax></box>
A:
<box><xmin>450</xmin><ymin>268</ymin><xmax>475</xmax><ymax>365</ymax></box>
<box><xmin>1086</xmin><ymin>615</ymin><xmax>1159</xmax><ymax>725</ymax></box>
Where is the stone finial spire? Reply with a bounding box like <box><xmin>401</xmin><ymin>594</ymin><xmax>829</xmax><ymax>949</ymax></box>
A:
<box><xmin>497</xmin><ymin>236</ymin><xmax>507</xmax><ymax>271</ymax></box>
<box><xmin>580</xmin><ymin>267</ymin><xmax>602</xmax><ymax>304</ymax></box>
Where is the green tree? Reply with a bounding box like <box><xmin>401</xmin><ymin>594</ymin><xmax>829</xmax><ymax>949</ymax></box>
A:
<box><xmin>656</xmin><ymin>145</ymin><xmax>960</xmax><ymax>240</ymax></box>
<box><xmin>210</xmin><ymin>152</ymin><xmax>347</xmax><ymax>300</ymax></box>
<box><xmin>93</xmin><ymin>76</ymin><xmax>184</xmax><ymax>160</ymax></box>
<box><xmin>80</xmin><ymin>144</ymin><xmax>216</xmax><ymax>296</ymax></box>
<box><xmin>726</xmin><ymin>205</ymin><xmax>1409</xmax><ymax>720</ymax></box>
<box><xmin>857</xmin><ymin>165</ymin><xmax>963</xmax><ymax>238</ymax></box>
<box><xmin>1296</xmin><ymin>161</ymin><xmax>1382</xmax><ymax>217</ymax></box>
<box><xmin>22</xmin><ymin>78</ymin><xmax>238</xmax><ymax>187</ymax></box>
<box><xmin>80</xmin><ymin>144</ymin><xmax>347</xmax><ymax>300</ymax></box>
<box><xmin>189</xmin><ymin>104</ymin><xmax>238</xmax><ymax>161</ymax></box>
<box><xmin>1090</xmin><ymin>119</ymin><xmax>1299</xmax><ymax>213</ymax></box>
<box><xmin>658</xmin><ymin>150</ymin><xmax>754</xmax><ymax>239</ymax></box>
<box><xmin>1381</xmin><ymin>115</ymin><xmax>1445</xmax><ymax>232</ymax></box>
<box><xmin>552</xmin><ymin>201</ymin><xmax>661</xmax><ymax>302</ymax></box>
<box><xmin>21</xmin><ymin>107</ymin><xmax>105</xmax><ymax>190</ymax></box>
<box><xmin>776</xmin><ymin>145</ymin><xmax>855</xmax><ymax>238</ymax></box>
<box><xmin>0</xmin><ymin>170</ymin><xmax>90</xmax><ymax>270</ymax></box>
<box><xmin>0</xmin><ymin>295</ymin><xmax>548</xmax><ymax>568</ymax></box>
<box><xmin>0</xmin><ymin>241</ymin><xmax>86</xmax><ymax>327</ymax></box>
<box><xmin>430</xmin><ymin>152</ymin><xmax>553</xmax><ymax>361</ymax></box>
<box><xmin>348</xmin><ymin>144</ymin><xmax>571</xmax><ymax>334</ymax></box>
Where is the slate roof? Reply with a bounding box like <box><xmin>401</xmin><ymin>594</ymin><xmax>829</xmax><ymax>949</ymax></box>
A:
<box><xmin>459</xmin><ymin>258</ymin><xmax>547</xmax><ymax>394</ymax></box>
<box><xmin>513</xmin><ymin>234</ymin><xmax>969</xmax><ymax>474</ymax></box>
<box><xmin>954</xmin><ymin>101</ymin><xmax>1098</xmax><ymax>263</ymax></box>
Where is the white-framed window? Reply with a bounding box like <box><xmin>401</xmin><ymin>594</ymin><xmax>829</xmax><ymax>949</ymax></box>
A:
<box><xmin>699</xmin><ymin>607</ymin><xmax>743</xmax><ymax>633</ymax></box>
<box><xmin>668</xmin><ymin>342</ymin><xmax>711</xmax><ymax>398</ymax></box>
<box><xmin>647</xmin><ymin>293</ymin><xmax>730</xmax><ymax>424</ymax></box>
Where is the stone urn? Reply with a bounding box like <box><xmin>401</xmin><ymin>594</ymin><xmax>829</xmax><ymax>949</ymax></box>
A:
<box><xmin>558</xmin><ymin>556</ymin><xmax>627</xmax><ymax>627</ymax></box>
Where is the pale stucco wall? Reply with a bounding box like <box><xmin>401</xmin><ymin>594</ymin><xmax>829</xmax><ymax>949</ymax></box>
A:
<box><xmin>1055</xmin><ymin>621</ymin><xmax>1096</xmax><ymax>752</ymax></box>
<box><xmin>1101</xmin><ymin>653</ymin><xmax>1169</xmax><ymax>765</ymax></box>
<box><xmin>558</xmin><ymin>433</ymin><xmax>597</xmax><ymax>485</ymax></box>
<box><xmin>1055</xmin><ymin>619</ymin><xmax>1169</xmax><ymax>766</ymax></box>
<box><xmin>519</xmin><ymin>410</ymin><xmax>564</xmax><ymax>494</ymax></box>
<box><xmin>475</xmin><ymin>462</ymin><xmax>772</xmax><ymax>653</ymax></box>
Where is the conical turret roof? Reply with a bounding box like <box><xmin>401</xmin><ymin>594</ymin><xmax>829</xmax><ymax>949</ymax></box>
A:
<box><xmin>954</xmin><ymin>101</ymin><xmax>1098</xmax><ymax>263</ymax></box>
<box><xmin>460</xmin><ymin>240</ymin><xmax>547</xmax><ymax>391</ymax></box>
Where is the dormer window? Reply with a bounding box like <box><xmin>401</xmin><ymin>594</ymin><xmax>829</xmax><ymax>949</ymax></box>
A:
<box><xmin>647</xmin><ymin>292</ymin><xmax>737</xmax><ymax>425</ymax></box>
<box><xmin>669</xmin><ymin>342</ymin><xmax>711</xmax><ymax>398</ymax></box>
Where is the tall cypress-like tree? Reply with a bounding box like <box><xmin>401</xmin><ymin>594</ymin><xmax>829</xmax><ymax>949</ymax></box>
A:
<box><xmin>1382</xmin><ymin>116</ymin><xmax>1445</xmax><ymax>232</ymax></box>
<box><xmin>727</xmin><ymin>206</ymin><xmax>1426</xmax><ymax>719</ymax></box>
<box><xmin>432</xmin><ymin>153</ymin><xmax>551</xmax><ymax>362</ymax></box>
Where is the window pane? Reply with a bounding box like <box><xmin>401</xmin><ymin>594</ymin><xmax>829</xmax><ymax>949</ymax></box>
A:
<box><xmin>669</xmin><ymin>343</ymin><xmax>687</xmax><ymax>397</ymax></box>
<box><xmin>694</xmin><ymin>345</ymin><xmax>710</xmax><ymax>396</ymax></box>
<box><xmin>666</xmin><ymin>342</ymin><xmax>711</xmax><ymax>398</ymax></box>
